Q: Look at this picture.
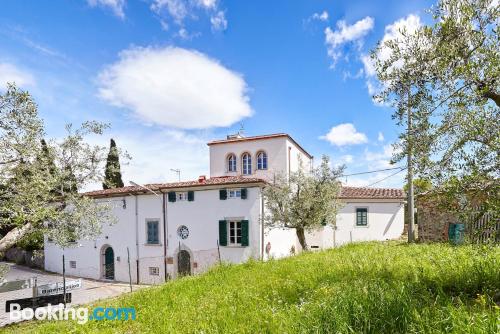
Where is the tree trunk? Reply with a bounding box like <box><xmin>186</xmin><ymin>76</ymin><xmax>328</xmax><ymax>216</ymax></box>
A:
<box><xmin>296</xmin><ymin>227</ymin><xmax>308</xmax><ymax>251</ymax></box>
<box><xmin>0</xmin><ymin>223</ymin><xmax>33</xmax><ymax>253</ymax></box>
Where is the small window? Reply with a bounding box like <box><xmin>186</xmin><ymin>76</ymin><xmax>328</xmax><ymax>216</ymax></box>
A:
<box><xmin>227</xmin><ymin>154</ymin><xmax>237</xmax><ymax>172</ymax></box>
<box><xmin>356</xmin><ymin>208</ymin><xmax>368</xmax><ymax>226</ymax></box>
<box><xmin>257</xmin><ymin>151</ymin><xmax>267</xmax><ymax>170</ymax></box>
<box><xmin>149</xmin><ymin>267</ymin><xmax>159</xmax><ymax>276</ymax></box>
<box><xmin>177</xmin><ymin>192</ymin><xmax>188</xmax><ymax>201</ymax></box>
<box><xmin>228</xmin><ymin>189</ymin><xmax>241</xmax><ymax>198</ymax></box>
<box><xmin>228</xmin><ymin>221</ymin><xmax>242</xmax><ymax>246</ymax></box>
<box><xmin>70</xmin><ymin>261</ymin><xmax>76</xmax><ymax>269</ymax></box>
<box><xmin>242</xmin><ymin>153</ymin><xmax>252</xmax><ymax>175</ymax></box>
<box><xmin>147</xmin><ymin>220</ymin><xmax>160</xmax><ymax>244</ymax></box>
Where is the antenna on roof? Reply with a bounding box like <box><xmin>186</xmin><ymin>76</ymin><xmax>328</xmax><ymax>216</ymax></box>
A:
<box><xmin>238</xmin><ymin>123</ymin><xmax>245</xmax><ymax>137</ymax></box>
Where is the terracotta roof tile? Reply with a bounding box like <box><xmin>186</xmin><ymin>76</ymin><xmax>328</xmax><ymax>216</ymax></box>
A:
<box><xmin>339</xmin><ymin>187</ymin><xmax>405</xmax><ymax>199</ymax></box>
<box><xmin>84</xmin><ymin>178</ymin><xmax>403</xmax><ymax>200</ymax></box>
<box><xmin>84</xmin><ymin>176</ymin><xmax>266</xmax><ymax>198</ymax></box>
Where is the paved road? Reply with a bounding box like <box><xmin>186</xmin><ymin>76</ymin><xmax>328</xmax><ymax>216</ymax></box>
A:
<box><xmin>0</xmin><ymin>262</ymin><xmax>145</xmax><ymax>327</ymax></box>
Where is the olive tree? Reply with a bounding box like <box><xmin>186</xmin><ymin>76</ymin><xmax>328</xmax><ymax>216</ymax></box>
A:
<box><xmin>370</xmin><ymin>0</ymin><xmax>499</xmax><ymax>233</ymax></box>
<box><xmin>263</xmin><ymin>156</ymin><xmax>343</xmax><ymax>250</ymax></box>
<box><xmin>0</xmin><ymin>83</ymin><xmax>119</xmax><ymax>253</ymax></box>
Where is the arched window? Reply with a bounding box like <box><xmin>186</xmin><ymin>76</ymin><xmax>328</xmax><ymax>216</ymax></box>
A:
<box><xmin>242</xmin><ymin>153</ymin><xmax>252</xmax><ymax>175</ymax></box>
<box><xmin>227</xmin><ymin>154</ymin><xmax>237</xmax><ymax>172</ymax></box>
<box><xmin>257</xmin><ymin>151</ymin><xmax>267</xmax><ymax>170</ymax></box>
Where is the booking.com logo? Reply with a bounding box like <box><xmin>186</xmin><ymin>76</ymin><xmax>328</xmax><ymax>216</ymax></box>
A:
<box><xmin>9</xmin><ymin>304</ymin><xmax>136</xmax><ymax>324</ymax></box>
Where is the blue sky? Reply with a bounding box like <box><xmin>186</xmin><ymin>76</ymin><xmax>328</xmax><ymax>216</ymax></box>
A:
<box><xmin>0</xmin><ymin>0</ymin><xmax>434</xmax><ymax>189</ymax></box>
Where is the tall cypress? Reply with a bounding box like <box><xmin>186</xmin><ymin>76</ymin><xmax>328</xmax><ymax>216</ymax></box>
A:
<box><xmin>103</xmin><ymin>138</ymin><xmax>124</xmax><ymax>189</ymax></box>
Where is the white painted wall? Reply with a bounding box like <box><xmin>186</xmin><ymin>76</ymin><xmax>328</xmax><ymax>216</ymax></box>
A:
<box><xmin>263</xmin><ymin>227</ymin><xmax>298</xmax><ymax>259</ymax></box>
<box><xmin>44</xmin><ymin>186</ymin><xmax>264</xmax><ymax>284</ymax></box>
<box><xmin>166</xmin><ymin>186</ymin><xmax>262</xmax><ymax>278</ymax></box>
<box><xmin>209</xmin><ymin>136</ymin><xmax>312</xmax><ymax>181</ymax></box>
<box><xmin>332</xmin><ymin>200</ymin><xmax>405</xmax><ymax>246</ymax></box>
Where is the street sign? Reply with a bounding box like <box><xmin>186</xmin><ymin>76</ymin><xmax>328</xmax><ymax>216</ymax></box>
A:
<box><xmin>5</xmin><ymin>293</ymin><xmax>72</xmax><ymax>312</ymax></box>
<box><xmin>0</xmin><ymin>278</ymin><xmax>32</xmax><ymax>293</ymax></box>
<box><xmin>37</xmin><ymin>279</ymin><xmax>82</xmax><ymax>296</ymax></box>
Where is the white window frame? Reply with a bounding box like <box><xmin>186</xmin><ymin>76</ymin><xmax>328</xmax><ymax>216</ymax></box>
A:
<box><xmin>242</xmin><ymin>153</ymin><xmax>252</xmax><ymax>175</ymax></box>
<box><xmin>257</xmin><ymin>151</ymin><xmax>268</xmax><ymax>170</ymax></box>
<box><xmin>228</xmin><ymin>188</ymin><xmax>241</xmax><ymax>199</ymax></box>
<box><xmin>177</xmin><ymin>192</ymin><xmax>188</xmax><ymax>201</ymax></box>
<box><xmin>355</xmin><ymin>207</ymin><xmax>369</xmax><ymax>227</ymax></box>
<box><xmin>228</xmin><ymin>220</ymin><xmax>242</xmax><ymax>246</ymax></box>
<box><xmin>146</xmin><ymin>219</ymin><xmax>161</xmax><ymax>245</ymax></box>
<box><xmin>227</xmin><ymin>154</ymin><xmax>237</xmax><ymax>172</ymax></box>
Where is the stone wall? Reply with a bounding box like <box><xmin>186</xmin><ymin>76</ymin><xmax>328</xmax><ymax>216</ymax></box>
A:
<box><xmin>1</xmin><ymin>248</ymin><xmax>44</xmax><ymax>269</ymax></box>
<box><xmin>417</xmin><ymin>195</ymin><xmax>460</xmax><ymax>242</ymax></box>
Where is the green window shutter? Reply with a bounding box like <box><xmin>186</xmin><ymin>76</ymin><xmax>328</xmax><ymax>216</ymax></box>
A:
<box><xmin>219</xmin><ymin>189</ymin><xmax>227</xmax><ymax>200</ymax></box>
<box><xmin>241</xmin><ymin>220</ymin><xmax>249</xmax><ymax>246</ymax></box>
<box><xmin>219</xmin><ymin>220</ymin><xmax>227</xmax><ymax>246</ymax></box>
<box><xmin>168</xmin><ymin>191</ymin><xmax>176</xmax><ymax>202</ymax></box>
<box><xmin>240</xmin><ymin>188</ymin><xmax>247</xmax><ymax>199</ymax></box>
<box><xmin>188</xmin><ymin>191</ymin><xmax>194</xmax><ymax>201</ymax></box>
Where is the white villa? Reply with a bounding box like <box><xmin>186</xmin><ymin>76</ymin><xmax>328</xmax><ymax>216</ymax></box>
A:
<box><xmin>44</xmin><ymin>133</ymin><xmax>405</xmax><ymax>284</ymax></box>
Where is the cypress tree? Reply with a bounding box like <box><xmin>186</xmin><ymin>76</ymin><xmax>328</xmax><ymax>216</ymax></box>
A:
<box><xmin>103</xmin><ymin>138</ymin><xmax>124</xmax><ymax>189</ymax></box>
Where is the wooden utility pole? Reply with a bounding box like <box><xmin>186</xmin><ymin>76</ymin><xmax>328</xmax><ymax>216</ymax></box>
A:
<box><xmin>127</xmin><ymin>247</ymin><xmax>132</xmax><ymax>292</ymax></box>
<box><xmin>407</xmin><ymin>88</ymin><xmax>416</xmax><ymax>243</ymax></box>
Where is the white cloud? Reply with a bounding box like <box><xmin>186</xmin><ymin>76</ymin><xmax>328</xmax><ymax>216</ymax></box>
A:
<box><xmin>151</xmin><ymin>0</ymin><xmax>188</xmax><ymax>23</ymax></box>
<box><xmin>97</xmin><ymin>46</ymin><xmax>253</xmax><ymax>129</ymax></box>
<box><xmin>151</xmin><ymin>0</ymin><xmax>226</xmax><ymax>33</ymax></box>
<box><xmin>210</xmin><ymin>11</ymin><xmax>227</xmax><ymax>31</ymax></box>
<box><xmin>361</xmin><ymin>14</ymin><xmax>421</xmax><ymax>104</ymax></box>
<box><xmin>198</xmin><ymin>0</ymin><xmax>217</xmax><ymax>9</ymax></box>
<box><xmin>324</xmin><ymin>16</ymin><xmax>374</xmax><ymax>66</ymax></box>
<box><xmin>378</xmin><ymin>132</ymin><xmax>384</xmax><ymax>142</ymax></box>
<box><xmin>87</xmin><ymin>0</ymin><xmax>125</xmax><ymax>19</ymax></box>
<box><xmin>0</xmin><ymin>63</ymin><xmax>35</xmax><ymax>88</ymax></box>
<box><xmin>363</xmin><ymin>14</ymin><xmax>421</xmax><ymax>78</ymax></box>
<box><xmin>320</xmin><ymin>123</ymin><xmax>368</xmax><ymax>146</ymax></box>
<box><xmin>311</xmin><ymin>11</ymin><xmax>329</xmax><ymax>22</ymax></box>
<box><xmin>340</xmin><ymin>154</ymin><xmax>353</xmax><ymax>164</ymax></box>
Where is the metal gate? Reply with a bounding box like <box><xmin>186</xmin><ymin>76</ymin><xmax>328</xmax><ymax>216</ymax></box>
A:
<box><xmin>103</xmin><ymin>246</ymin><xmax>115</xmax><ymax>280</ymax></box>
<box><xmin>177</xmin><ymin>250</ymin><xmax>191</xmax><ymax>276</ymax></box>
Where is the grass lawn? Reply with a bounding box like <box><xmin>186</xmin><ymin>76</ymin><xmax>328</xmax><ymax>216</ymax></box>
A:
<box><xmin>4</xmin><ymin>242</ymin><xmax>500</xmax><ymax>333</ymax></box>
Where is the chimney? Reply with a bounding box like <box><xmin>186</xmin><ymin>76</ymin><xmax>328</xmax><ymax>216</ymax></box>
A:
<box><xmin>198</xmin><ymin>175</ymin><xmax>206</xmax><ymax>183</ymax></box>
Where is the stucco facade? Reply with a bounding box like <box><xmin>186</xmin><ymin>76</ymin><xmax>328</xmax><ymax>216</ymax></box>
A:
<box><xmin>44</xmin><ymin>133</ymin><xmax>405</xmax><ymax>284</ymax></box>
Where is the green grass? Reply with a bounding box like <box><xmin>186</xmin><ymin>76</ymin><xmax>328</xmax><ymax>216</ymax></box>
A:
<box><xmin>4</xmin><ymin>242</ymin><xmax>500</xmax><ymax>333</ymax></box>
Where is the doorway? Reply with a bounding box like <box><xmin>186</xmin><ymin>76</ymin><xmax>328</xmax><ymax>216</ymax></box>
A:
<box><xmin>177</xmin><ymin>250</ymin><xmax>191</xmax><ymax>276</ymax></box>
<box><xmin>103</xmin><ymin>246</ymin><xmax>115</xmax><ymax>280</ymax></box>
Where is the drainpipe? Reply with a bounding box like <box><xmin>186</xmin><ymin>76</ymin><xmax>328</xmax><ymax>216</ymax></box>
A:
<box><xmin>261</xmin><ymin>187</ymin><xmax>265</xmax><ymax>260</ymax></box>
<box><xmin>162</xmin><ymin>192</ymin><xmax>168</xmax><ymax>282</ymax></box>
<box><xmin>135</xmin><ymin>195</ymin><xmax>140</xmax><ymax>284</ymax></box>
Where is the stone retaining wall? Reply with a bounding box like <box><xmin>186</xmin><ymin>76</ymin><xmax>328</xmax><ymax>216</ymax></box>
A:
<box><xmin>1</xmin><ymin>248</ymin><xmax>44</xmax><ymax>269</ymax></box>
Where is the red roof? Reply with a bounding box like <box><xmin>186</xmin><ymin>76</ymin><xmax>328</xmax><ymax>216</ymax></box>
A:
<box><xmin>84</xmin><ymin>177</ymin><xmax>403</xmax><ymax>200</ymax></box>
<box><xmin>339</xmin><ymin>187</ymin><xmax>405</xmax><ymax>199</ymax></box>
<box><xmin>207</xmin><ymin>133</ymin><xmax>313</xmax><ymax>159</ymax></box>
<box><xmin>84</xmin><ymin>176</ymin><xmax>266</xmax><ymax>198</ymax></box>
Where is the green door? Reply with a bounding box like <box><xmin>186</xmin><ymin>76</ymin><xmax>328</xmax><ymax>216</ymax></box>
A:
<box><xmin>448</xmin><ymin>223</ymin><xmax>465</xmax><ymax>244</ymax></box>
<box><xmin>104</xmin><ymin>247</ymin><xmax>115</xmax><ymax>279</ymax></box>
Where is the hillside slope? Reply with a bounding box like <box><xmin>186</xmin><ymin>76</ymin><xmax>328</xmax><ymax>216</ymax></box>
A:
<box><xmin>6</xmin><ymin>242</ymin><xmax>500</xmax><ymax>333</ymax></box>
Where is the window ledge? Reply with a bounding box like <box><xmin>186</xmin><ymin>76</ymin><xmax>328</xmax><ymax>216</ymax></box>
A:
<box><xmin>144</xmin><ymin>243</ymin><xmax>163</xmax><ymax>246</ymax></box>
<box><xmin>354</xmin><ymin>225</ymin><xmax>370</xmax><ymax>228</ymax></box>
<box><xmin>222</xmin><ymin>245</ymin><xmax>247</xmax><ymax>248</ymax></box>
